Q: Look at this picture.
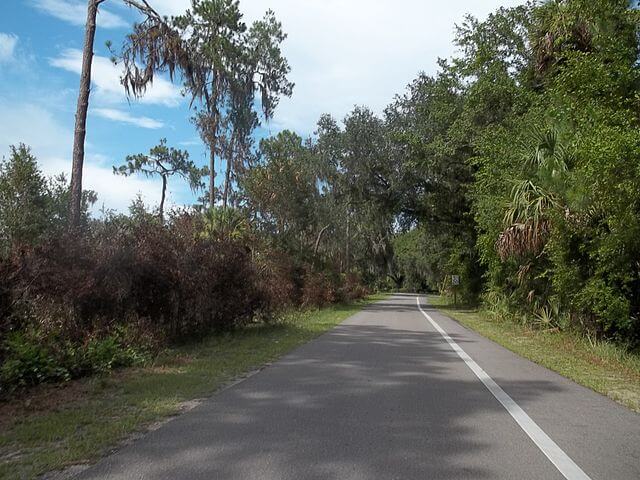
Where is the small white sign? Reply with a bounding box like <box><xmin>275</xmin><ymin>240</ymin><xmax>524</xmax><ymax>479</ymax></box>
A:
<box><xmin>451</xmin><ymin>275</ymin><xmax>460</xmax><ymax>286</ymax></box>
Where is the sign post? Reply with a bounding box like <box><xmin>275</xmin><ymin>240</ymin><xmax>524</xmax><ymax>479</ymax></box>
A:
<box><xmin>451</xmin><ymin>275</ymin><xmax>460</xmax><ymax>306</ymax></box>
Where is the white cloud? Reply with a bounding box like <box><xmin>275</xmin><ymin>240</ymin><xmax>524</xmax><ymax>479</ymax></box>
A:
<box><xmin>93</xmin><ymin>107</ymin><xmax>164</xmax><ymax>129</ymax></box>
<box><xmin>3</xmin><ymin>1</ymin><xmax>531</xmax><ymax>210</ymax></box>
<box><xmin>0</xmin><ymin>103</ymin><xmax>70</xmax><ymax>157</ymax></box>
<box><xmin>178</xmin><ymin>138</ymin><xmax>201</xmax><ymax>147</ymax></box>
<box><xmin>0</xmin><ymin>102</ymin><xmax>163</xmax><ymax>213</ymax></box>
<box><xmin>0</xmin><ymin>33</ymin><xmax>18</xmax><ymax>63</ymax></box>
<box><xmin>32</xmin><ymin>0</ymin><xmax>127</xmax><ymax>29</ymax></box>
<box><xmin>50</xmin><ymin>48</ymin><xmax>182</xmax><ymax>107</ymax></box>
<box><xmin>147</xmin><ymin>0</ymin><xmax>190</xmax><ymax>17</ymax></box>
<box><xmin>238</xmin><ymin>0</ymin><xmax>526</xmax><ymax>133</ymax></box>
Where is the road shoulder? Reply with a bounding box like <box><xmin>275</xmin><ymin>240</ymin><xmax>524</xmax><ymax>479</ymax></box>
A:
<box><xmin>427</xmin><ymin>294</ymin><xmax>640</xmax><ymax>413</ymax></box>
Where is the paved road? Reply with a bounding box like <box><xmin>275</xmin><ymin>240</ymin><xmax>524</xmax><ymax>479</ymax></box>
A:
<box><xmin>77</xmin><ymin>294</ymin><xmax>639</xmax><ymax>480</ymax></box>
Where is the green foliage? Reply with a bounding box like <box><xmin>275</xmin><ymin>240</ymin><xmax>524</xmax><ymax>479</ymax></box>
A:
<box><xmin>200</xmin><ymin>207</ymin><xmax>251</xmax><ymax>241</ymax></box>
<box><xmin>5</xmin><ymin>0</ymin><xmax>640</xmax><ymax>401</ymax></box>
<box><xmin>384</xmin><ymin>66</ymin><xmax>482</xmax><ymax>300</ymax></box>
<box><xmin>0</xmin><ymin>328</ymin><xmax>147</xmax><ymax>395</ymax></box>
<box><xmin>393</xmin><ymin>228</ymin><xmax>450</xmax><ymax>292</ymax></box>
<box><xmin>469</xmin><ymin>0</ymin><xmax>640</xmax><ymax>341</ymax></box>
<box><xmin>393</xmin><ymin>229</ymin><xmax>428</xmax><ymax>291</ymax></box>
<box><xmin>0</xmin><ymin>144</ymin><xmax>96</xmax><ymax>254</ymax></box>
<box><xmin>0</xmin><ymin>145</ymin><xmax>51</xmax><ymax>249</ymax></box>
<box><xmin>0</xmin><ymin>3</ymin><xmax>372</xmax><ymax>398</ymax></box>
<box><xmin>0</xmin><ymin>332</ymin><xmax>69</xmax><ymax>390</ymax></box>
<box><xmin>119</xmin><ymin>0</ymin><xmax>293</xmax><ymax>207</ymax></box>
<box><xmin>116</xmin><ymin>139</ymin><xmax>203</xmax><ymax>189</ymax></box>
<box><xmin>317</xmin><ymin>108</ymin><xmax>399</xmax><ymax>282</ymax></box>
<box><xmin>243</xmin><ymin>130</ymin><xmax>319</xmax><ymax>249</ymax></box>
<box><xmin>380</xmin><ymin>0</ymin><xmax>640</xmax><ymax>341</ymax></box>
<box><xmin>82</xmin><ymin>332</ymin><xmax>147</xmax><ymax>373</ymax></box>
<box><xmin>574</xmin><ymin>279</ymin><xmax>631</xmax><ymax>335</ymax></box>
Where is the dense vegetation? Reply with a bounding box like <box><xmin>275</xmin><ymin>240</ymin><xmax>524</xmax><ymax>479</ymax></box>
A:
<box><xmin>2</xmin><ymin>0</ymin><xmax>640</xmax><ymax>394</ymax></box>
<box><xmin>391</xmin><ymin>0</ymin><xmax>640</xmax><ymax>345</ymax></box>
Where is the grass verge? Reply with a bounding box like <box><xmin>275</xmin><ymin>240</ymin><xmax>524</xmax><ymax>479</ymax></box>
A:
<box><xmin>0</xmin><ymin>294</ymin><xmax>388</xmax><ymax>480</ymax></box>
<box><xmin>428</xmin><ymin>295</ymin><xmax>640</xmax><ymax>413</ymax></box>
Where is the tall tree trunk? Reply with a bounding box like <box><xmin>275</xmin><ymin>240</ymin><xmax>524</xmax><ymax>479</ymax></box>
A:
<box><xmin>222</xmin><ymin>158</ymin><xmax>231</xmax><ymax>208</ymax></box>
<box><xmin>223</xmin><ymin>133</ymin><xmax>235</xmax><ymax>208</ymax></box>
<box><xmin>208</xmin><ymin>146</ymin><xmax>214</xmax><ymax>207</ymax></box>
<box><xmin>345</xmin><ymin>209</ymin><xmax>351</xmax><ymax>273</ymax></box>
<box><xmin>159</xmin><ymin>174</ymin><xmax>167</xmax><ymax>222</ymax></box>
<box><xmin>314</xmin><ymin>224</ymin><xmax>330</xmax><ymax>255</ymax></box>
<box><xmin>207</xmin><ymin>112</ymin><xmax>217</xmax><ymax>208</ymax></box>
<box><xmin>209</xmin><ymin>140</ymin><xmax>216</xmax><ymax>207</ymax></box>
<box><xmin>69</xmin><ymin>0</ymin><xmax>99</xmax><ymax>228</ymax></box>
<box><xmin>206</xmin><ymin>80</ymin><xmax>222</xmax><ymax>209</ymax></box>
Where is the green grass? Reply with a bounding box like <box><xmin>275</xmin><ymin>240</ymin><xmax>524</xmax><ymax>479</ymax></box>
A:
<box><xmin>0</xmin><ymin>294</ymin><xmax>387</xmax><ymax>480</ymax></box>
<box><xmin>429</xmin><ymin>295</ymin><xmax>640</xmax><ymax>413</ymax></box>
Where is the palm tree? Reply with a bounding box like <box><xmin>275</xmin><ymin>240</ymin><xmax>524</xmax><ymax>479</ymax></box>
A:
<box><xmin>532</xmin><ymin>0</ymin><xmax>594</xmax><ymax>78</ymax></box>
<box><xmin>200</xmin><ymin>207</ymin><xmax>250</xmax><ymax>242</ymax></box>
<box><xmin>496</xmin><ymin>127</ymin><xmax>571</xmax><ymax>260</ymax></box>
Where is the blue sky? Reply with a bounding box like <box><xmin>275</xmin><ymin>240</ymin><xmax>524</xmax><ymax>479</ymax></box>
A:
<box><xmin>0</xmin><ymin>0</ymin><xmax>522</xmax><ymax>213</ymax></box>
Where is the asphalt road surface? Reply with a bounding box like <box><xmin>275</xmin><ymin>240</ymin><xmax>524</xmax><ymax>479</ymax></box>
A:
<box><xmin>77</xmin><ymin>293</ymin><xmax>640</xmax><ymax>480</ymax></box>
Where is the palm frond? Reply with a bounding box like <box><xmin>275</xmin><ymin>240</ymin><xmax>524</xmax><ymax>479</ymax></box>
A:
<box><xmin>496</xmin><ymin>218</ymin><xmax>550</xmax><ymax>260</ymax></box>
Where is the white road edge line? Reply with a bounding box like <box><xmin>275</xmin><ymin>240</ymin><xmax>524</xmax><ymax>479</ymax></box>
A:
<box><xmin>415</xmin><ymin>296</ymin><xmax>592</xmax><ymax>480</ymax></box>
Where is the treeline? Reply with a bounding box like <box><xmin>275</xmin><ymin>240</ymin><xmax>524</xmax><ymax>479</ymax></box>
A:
<box><xmin>388</xmin><ymin>0</ymin><xmax>640</xmax><ymax>344</ymax></box>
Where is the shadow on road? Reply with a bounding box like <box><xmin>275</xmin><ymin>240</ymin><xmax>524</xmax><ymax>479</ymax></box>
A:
<box><xmin>79</xmin><ymin>303</ymin><xmax>564</xmax><ymax>480</ymax></box>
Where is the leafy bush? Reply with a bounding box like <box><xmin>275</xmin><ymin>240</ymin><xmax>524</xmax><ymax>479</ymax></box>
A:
<box><xmin>301</xmin><ymin>270</ymin><xmax>337</xmax><ymax>308</ymax></box>
<box><xmin>0</xmin><ymin>332</ymin><xmax>69</xmax><ymax>390</ymax></box>
<box><xmin>0</xmin><ymin>327</ymin><xmax>149</xmax><ymax>396</ymax></box>
<box><xmin>574</xmin><ymin>279</ymin><xmax>632</xmax><ymax>337</ymax></box>
<box><xmin>339</xmin><ymin>273</ymin><xmax>369</xmax><ymax>302</ymax></box>
<box><xmin>3</xmin><ymin>215</ymin><xmax>269</xmax><ymax>336</ymax></box>
<box><xmin>0</xmin><ymin>209</ymin><xmax>367</xmax><ymax>394</ymax></box>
